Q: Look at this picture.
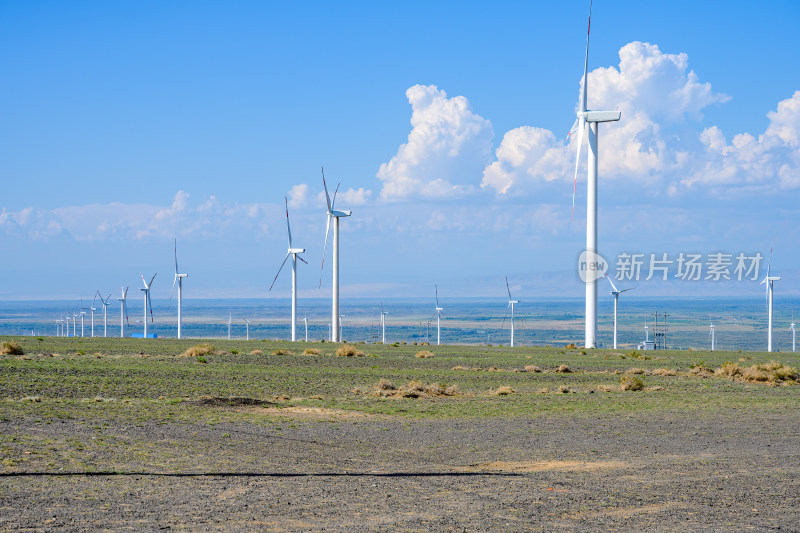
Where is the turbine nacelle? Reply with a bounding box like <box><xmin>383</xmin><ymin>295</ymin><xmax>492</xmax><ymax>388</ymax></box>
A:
<box><xmin>289</xmin><ymin>248</ymin><xmax>306</xmax><ymax>255</ymax></box>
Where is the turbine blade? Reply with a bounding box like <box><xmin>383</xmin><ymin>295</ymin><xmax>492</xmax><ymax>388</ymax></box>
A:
<box><xmin>435</xmin><ymin>284</ymin><xmax>439</xmax><ymax>308</ymax></box>
<box><xmin>174</xmin><ymin>238</ymin><xmax>179</xmax><ymax>274</ymax></box>
<box><xmin>297</xmin><ymin>254</ymin><xmax>308</xmax><ymax>265</ymax></box>
<box><xmin>319</xmin><ymin>215</ymin><xmax>331</xmax><ymax>288</ymax></box>
<box><xmin>269</xmin><ymin>253</ymin><xmax>291</xmax><ymax>291</ymax></box>
<box><xmin>332</xmin><ymin>183</ymin><xmax>340</xmax><ymax>211</ymax></box>
<box><xmin>285</xmin><ymin>196</ymin><xmax>293</xmax><ymax>248</ymax></box>
<box><xmin>604</xmin><ymin>272</ymin><xmax>619</xmax><ymax>293</ymax></box>
<box><xmin>581</xmin><ymin>0</ymin><xmax>592</xmax><ymax>114</ymax></box>
<box><xmin>501</xmin><ymin>303</ymin><xmax>510</xmax><ymax>329</ymax></box>
<box><xmin>322</xmin><ymin>167</ymin><xmax>332</xmax><ymax>213</ymax></box>
<box><xmin>105</xmin><ymin>293</ymin><xmax>111</xmax><ymax>305</ymax></box>
<box><xmin>149</xmin><ymin>273</ymin><xmax>157</xmax><ymax>287</ymax></box>
<box><xmin>147</xmin><ymin>292</ymin><xmax>154</xmax><ymax>323</ymax></box>
<box><xmin>168</xmin><ymin>274</ymin><xmax>177</xmax><ymax>309</ymax></box>
<box><xmin>505</xmin><ymin>275</ymin><xmax>512</xmax><ymax>301</ymax></box>
<box><xmin>571</xmin><ymin>117</ymin><xmax>585</xmax><ymax>223</ymax></box>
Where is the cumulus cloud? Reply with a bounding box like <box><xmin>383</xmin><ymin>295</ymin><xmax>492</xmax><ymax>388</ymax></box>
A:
<box><xmin>287</xmin><ymin>184</ymin><xmax>309</xmax><ymax>208</ymax></box>
<box><xmin>377</xmin><ymin>84</ymin><xmax>494</xmax><ymax>202</ymax></box>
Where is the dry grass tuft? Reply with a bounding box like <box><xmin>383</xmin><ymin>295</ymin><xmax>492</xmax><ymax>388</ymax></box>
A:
<box><xmin>20</xmin><ymin>396</ymin><xmax>41</xmax><ymax>402</ymax></box>
<box><xmin>524</xmin><ymin>365</ymin><xmax>542</xmax><ymax>373</ymax></box>
<box><xmin>565</xmin><ymin>343</ymin><xmax>577</xmax><ymax>349</ymax></box>
<box><xmin>179</xmin><ymin>343</ymin><xmax>214</xmax><ymax>358</ymax></box>
<box><xmin>493</xmin><ymin>386</ymin><xmax>515</xmax><ymax>396</ymax></box>
<box><xmin>248</xmin><ymin>349</ymin><xmax>263</xmax><ymax>356</ymax></box>
<box><xmin>689</xmin><ymin>365</ymin><xmax>714</xmax><ymax>377</ymax></box>
<box><xmin>555</xmin><ymin>364</ymin><xmax>572</xmax><ymax>373</ymax></box>
<box><xmin>272</xmin><ymin>349</ymin><xmax>292</xmax><ymax>356</ymax></box>
<box><xmin>336</xmin><ymin>344</ymin><xmax>366</xmax><ymax>357</ymax></box>
<box><xmin>0</xmin><ymin>341</ymin><xmax>24</xmax><ymax>355</ymax></box>
<box><xmin>302</xmin><ymin>348</ymin><xmax>321</xmax><ymax>356</ymax></box>
<box><xmin>715</xmin><ymin>361</ymin><xmax>743</xmax><ymax>378</ymax></box>
<box><xmin>738</xmin><ymin>361</ymin><xmax>798</xmax><ymax>385</ymax></box>
<box><xmin>557</xmin><ymin>385</ymin><xmax>571</xmax><ymax>394</ymax></box>
<box><xmin>619</xmin><ymin>375</ymin><xmax>644</xmax><ymax>391</ymax></box>
<box><xmin>372</xmin><ymin>379</ymin><xmax>458</xmax><ymax>399</ymax></box>
<box><xmin>415</xmin><ymin>350</ymin><xmax>434</xmax><ymax>358</ymax></box>
<box><xmin>652</xmin><ymin>368</ymin><xmax>677</xmax><ymax>376</ymax></box>
<box><xmin>451</xmin><ymin>365</ymin><xmax>469</xmax><ymax>371</ymax></box>
<box><xmin>538</xmin><ymin>387</ymin><xmax>551</xmax><ymax>394</ymax></box>
<box><xmin>597</xmin><ymin>384</ymin><xmax>617</xmax><ymax>392</ymax></box>
<box><xmin>626</xmin><ymin>367</ymin><xmax>646</xmax><ymax>375</ymax></box>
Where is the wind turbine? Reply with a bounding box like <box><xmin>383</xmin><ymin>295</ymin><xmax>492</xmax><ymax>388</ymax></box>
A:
<box><xmin>319</xmin><ymin>167</ymin><xmax>351</xmax><ymax>343</ymax></box>
<box><xmin>761</xmin><ymin>240</ymin><xmax>780</xmax><ymax>352</ymax></box>
<box><xmin>228</xmin><ymin>312</ymin><xmax>232</xmax><ymax>340</ymax></box>
<box><xmin>72</xmin><ymin>310</ymin><xmax>78</xmax><ymax>338</ymax></box>
<box><xmin>790</xmin><ymin>312</ymin><xmax>796</xmax><ymax>353</ymax></box>
<box><xmin>96</xmin><ymin>291</ymin><xmax>111</xmax><ymax>338</ymax></box>
<box><xmin>64</xmin><ymin>314</ymin><xmax>70</xmax><ymax>337</ymax></box>
<box><xmin>88</xmin><ymin>296</ymin><xmax>97</xmax><ymax>337</ymax></box>
<box><xmin>117</xmin><ymin>286</ymin><xmax>129</xmax><ymax>338</ymax></box>
<box><xmin>502</xmin><ymin>276</ymin><xmax>520</xmax><ymax>347</ymax></box>
<box><xmin>605</xmin><ymin>273</ymin><xmax>634</xmax><ymax>350</ymax></box>
<box><xmin>432</xmin><ymin>284</ymin><xmax>444</xmax><ymax>346</ymax></box>
<box><xmin>304</xmin><ymin>314</ymin><xmax>309</xmax><ymax>342</ymax></box>
<box><xmin>380</xmin><ymin>303</ymin><xmax>389</xmax><ymax>344</ymax></box>
<box><xmin>245</xmin><ymin>318</ymin><xmax>250</xmax><ymax>341</ymax></box>
<box><xmin>339</xmin><ymin>314</ymin><xmax>345</xmax><ymax>341</ymax></box>
<box><xmin>709</xmin><ymin>319</ymin><xmax>716</xmax><ymax>352</ymax></box>
<box><xmin>140</xmin><ymin>274</ymin><xmax>156</xmax><ymax>338</ymax></box>
<box><xmin>269</xmin><ymin>197</ymin><xmax>307</xmax><ymax>342</ymax></box>
<box><xmin>56</xmin><ymin>317</ymin><xmax>62</xmax><ymax>337</ymax></box>
<box><xmin>568</xmin><ymin>0</ymin><xmax>621</xmax><ymax>349</ymax></box>
<box><xmin>79</xmin><ymin>305</ymin><xmax>86</xmax><ymax>337</ymax></box>
<box><xmin>169</xmin><ymin>239</ymin><xmax>188</xmax><ymax>339</ymax></box>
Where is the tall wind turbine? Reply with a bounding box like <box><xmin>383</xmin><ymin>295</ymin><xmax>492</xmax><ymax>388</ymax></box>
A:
<box><xmin>96</xmin><ymin>291</ymin><xmax>111</xmax><ymax>338</ymax></box>
<box><xmin>304</xmin><ymin>315</ymin><xmax>309</xmax><ymax>342</ymax></box>
<box><xmin>117</xmin><ymin>286</ymin><xmax>129</xmax><ymax>338</ymax></box>
<box><xmin>79</xmin><ymin>302</ymin><xmax>86</xmax><ymax>337</ymax></box>
<box><xmin>89</xmin><ymin>296</ymin><xmax>97</xmax><ymax>337</ymax></box>
<box><xmin>269</xmin><ymin>197</ymin><xmax>307</xmax><ymax>342</ymax></box>
<box><xmin>709</xmin><ymin>319</ymin><xmax>716</xmax><ymax>352</ymax></box>
<box><xmin>568</xmin><ymin>0</ymin><xmax>621</xmax><ymax>349</ymax></box>
<box><xmin>140</xmin><ymin>274</ymin><xmax>156</xmax><ymax>338</ymax></box>
<box><xmin>605</xmin><ymin>273</ymin><xmax>634</xmax><ymax>350</ymax></box>
<box><xmin>245</xmin><ymin>318</ymin><xmax>250</xmax><ymax>341</ymax></box>
<box><xmin>761</xmin><ymin>240</ymin><xmax>780</xmax><ymax>352</ymax></box>
<box><xmin>319</xmin><ymin>167</ymin><xmax>351</xmax><ymax>343</ymax></box>
<box><xmin>169</xmin><ymin>239</ymin><xmax>188</xmax><ymax>339</ymax></box>
<box><xmin>790</xmin><ymin>312</ymin><xmax>796</xmax><ymax>353</ymax></box>
<box><xmin>380</xmin><ymin>303</ymin><xmax>389</xmax><ymax>344</ymax></box>
<box><xmin>432</xmin><ymin>284</ymin><xmax>444</xmax><ymax>346</ymax></box>
<box><xmin>502</xmin><ymin>276</ymin><xmax>520</xmax><ymax>347</ymax></box>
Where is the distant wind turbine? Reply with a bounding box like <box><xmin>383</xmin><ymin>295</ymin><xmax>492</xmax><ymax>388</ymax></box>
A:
<box><xmin>117</xmin><ymin>286</ymin><xmax>129</xmax><ymax>338</ymax></box>
<box><xmin>89</xmin><ymin>296</ymin><xmax>97</xmax><ymax>338</ymax></box>
<box><xmin>605</xmin><ymin>273</ymin><xmax>634</xmax><ymax>350</ymax></box>
<box><xmin>761</xmin><ymin>240</ymin><xmax>780</xmax><ymax>352</ymax></box>
<box><xmin>339</xmin><ymin>314</ymin><xmax>345</xmax><ymax>341</ymax></box>
<box><xmin>228</xmin><ymin>312</ymin><xmax>232</xmax><ymax>340</ymax></box>
<box><xmin>304</xmin><ymin>315</ymin><xmax>309</xmax><ymax>342</ymax></box>
<box><xmin>245</xmin><ymin>318</ymin><xmax>250</xmax><ymax>341</ymax></box>
<box><xmin>790</xmin><ymin>312</ymin><xmax>796</xmax><ymax>353</ymax></box>
<box><xmin>169</xmin><ymin>239</ymin><xmax>188</xmax><ymax>339</ymax></box>
<box><xmin>270</xmin><ymin>196</ymin><xmax>307</xmax><ymax>342</ymax></box>
<box><xmin>709</xmin><ymin>319</ymin><xmax>716</xmax><ymax>352</ymax></box>
<box><xmin>380</xmin><ymin>303</ymin><xmax>389</xmax><ymax>344</ymax></box>
<box><xmin>567</xmin><ymin>0</ymin><xmax>621</xmax><ymax>349</ymax></box>
<box><xmin>502</xmin><ymin>276</ymin><xmax>519</xmax><ymax>347</ymax></box>
<box><xmin>432</xmin><ymin>285</ymin><xmax>444</xmax><ymax>346</ymax></box>
<box><xmin>140</xmin><ymin>274</ymin><xmax>156</xmax><ymax>338</ymax></box>
<box><xmin>96</xmin><ymin>291</ymin><xmax>111</xmax><ymax>338</ymax></box>
<box><xmin>319</xmin><ymin>167</ymin><xmax>351</xmax><ymax>343</ymax></box>
<box><xmin>79</xmin><ymin>301</ymin><xmax>87</xmax><ymax>337</ymax></box>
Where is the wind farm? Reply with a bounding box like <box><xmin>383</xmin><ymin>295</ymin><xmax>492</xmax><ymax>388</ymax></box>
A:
<box><xmin>1</xmin><ymin>1</ymin><xmax>799</xmax><ymax>530</ymax></box>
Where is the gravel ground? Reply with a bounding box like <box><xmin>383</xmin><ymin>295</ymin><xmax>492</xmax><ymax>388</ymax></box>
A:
<box><xmin>1</xmin><ymin>409</ymin><xmax>799</xmax><ymax>531</ymax></box>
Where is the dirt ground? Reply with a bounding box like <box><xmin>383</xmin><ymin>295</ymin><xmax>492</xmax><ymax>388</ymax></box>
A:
<box><xmin>1</xmin><ymin>408</ymin><xmax>799</xmax><ymax>531</ymax></box>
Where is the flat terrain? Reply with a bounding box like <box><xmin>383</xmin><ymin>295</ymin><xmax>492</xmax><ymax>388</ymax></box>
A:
<box><xmin>1</xmin><ymin>336</ymin><xmax>799</xmax><ymax>531</ymax></box>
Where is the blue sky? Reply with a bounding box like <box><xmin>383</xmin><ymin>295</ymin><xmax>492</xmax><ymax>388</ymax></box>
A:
<box><xmin>1</xmin><ymin>0</ymin><xmax>799</xmax><ymax>301</ymax></box>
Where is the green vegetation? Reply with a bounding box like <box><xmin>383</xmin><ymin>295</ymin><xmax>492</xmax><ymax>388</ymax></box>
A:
<box><xmin>0</xmin><ymin>335</ymin><xmax>797</xmax><ymax>423</ymax></box>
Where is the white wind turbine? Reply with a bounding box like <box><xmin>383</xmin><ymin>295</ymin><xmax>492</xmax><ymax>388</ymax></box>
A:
<box><xmin>72</xmin><ymin>310</ymin><xmax>78</xmax><ymax>337</ymax></box>
<box><xmin>89</xmin><ymin>297</ymin><xmax>97</xmax><ymax>338</ymax></box>
<box><xmin>432</xmin><ymin>284</ymin><xmax>444</xmax><ymax>346</ymax></box>
<box><xmin>228</xmin><ymin>312</ymin><xmax>232</xmax><ymax>340</ymax></box>
<box><xmin>605</xmin><ymin>273</ymin><xmax>634</xmax><ymax>350</ymax></box>
<box><xmin>57</xmin><ymin>317</ymin><xmax>62</xmax><ymax>337</ymax></box>
<box><xmin>761</xmin><ymin>240</ymin><xmax>780</xmax><ymax>352</ymax></box>
<box><xmin>80</xmin><ymin>306</ymin><xmax>86</xmax><ymax>337</ymax></box>
<box><xmin>304</xmin><ymin>315</ymin><xmax>309</xmax><ymax>342</ymax></box>
<box><xmin>502</xmin><ymin>276</ymin><xmax>520</xmax><ymax>347</ymax></box>
<box><xmin>319</xmin><ymin>167</ymin><xmax>351</xmax><ymax>343</ymax></box>
<box><xmin>64</xmin><ymin>314</ymin><xmax>70</xmax><ymax>337</ymax></box>
<box><xmin>269</xmin><ymin>196</ymin><xmax>307</xmax><ymax>342</ymax></box>
<box><xmin>96</xmin><ymin>291</ymin><xmax>111</xmax><ymax>338</ymax></box>
<box><xmin>380</xmin><ymin>303</ymin><xmax>389</xmax><ymax>344</ymax></box>
<box><xmin>245</xmin><ymin>318</ymin><xmax>250</xmax><ymax>341</ymax></box>
<box><xmin>117</xmin><ymin>286</ymin><xmax>129</xmax><ymax>338</ymax></box>
<box><xmin>140</xmin><ymin>274</ymin><xmax>156</xmax><ymax>339</ymax></box>
<box><xmin>709</xmin><ymin>319</ymin><xmax>716</xmax><ymax>352</ymax></box>
<box><xmin>568</xmin><ymin>0</ymin><xmax>621</xmax><ymax>349</ymax></box>
<box><xmin>790</xmin><ymin>312</ymin><xmax>796</xmax><ymax>353</ymax></box>
<box><xmin>169</xmin><ymin>239</ymin><xmax>188</xmax><ymax>339</ymax></box>
<box><xmin>339</xmin><ymin>314</ymin><xmax>345</xmax><ymax>341</ymax></box>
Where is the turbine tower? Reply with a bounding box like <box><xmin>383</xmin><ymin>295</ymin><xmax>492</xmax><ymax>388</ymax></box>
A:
<box><xmin>228</xmin><ymin>312</ymin><xmax>232</xmax><ymax>340</ymax></box>
<box><xmin>245</xmin><ymin>318</ymin><xmax>250</xmax><ymax>341</ymax></box>
<box><xmin>432</xmin><ymin>284</ymin><xmax>444</xmax><ymax>346</ymax></box>
<box><xmin>269</xmin><ymin>197</ymin><xmax>307</xmax><ymax>342</ymax></box>
<box><xmin>790</xmin><ymin>313</ymin><xmax>796</xmax><ymax>353</ymax></box>
<box><xmin>502</xmin><ymin>276</ymin><xmax>520</xmax><ymax>347</ymax></box>
<box><xmin>605</xmin><ymin>273</ymin><xmax>634</xmax><ymax>350</ymax></box>
<box><xmin>761</xmin><ymin>241</ymin><xmax>780</xmax><ymax>352</ymax></box>
<box><xmin>568</xmin><ymin>0</ymin><xmax>621</xmax><ymax>348</ymax></box>
<box><xmin>89</xmin><ymin>296</ymin><xmax>97</xmax><ymax>338</ymax></box>
<box><xmin>140</xmin><ymin>274</ymin><xmax>156</xmax><ymax>338</ymax></box>
<box><xmin>304</xmin><ymin>315</ymin><xmax>309</xmax><ymax>342</ymax></box>
<box><xmin>380</xmin><ymin>303</ymin><xmax>389</xmax><ymax>344</ymax></box>
<box><xmin>169</xmin><ymin>239</ymin><xmax>188</xmax><ymax>339</ymax></box>
<box><xmin>96</xmin><ymin>291</ymin><xmax>111</xmax><ymax>338</ymax></box>
<box><xmin>117</xmin><ymin>286</ymin><xmax>129</xmax><ymax>338</ymax></box>
<box><xmin>709</xmin><ymin>320</ymin><xmax>716</xmax><ymax>352</ymax></box>
<box><xmin>319</xmin><ymin>167</ymin><xmax>351</xmax><ymax>343</ymax></box>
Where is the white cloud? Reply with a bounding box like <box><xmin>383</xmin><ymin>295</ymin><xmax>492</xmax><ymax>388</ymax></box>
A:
<box><xmin>287</xmin><ymin>184</ymin><xmax>309</xmax><ymax>208</ymax></box>
<box><xmin>377</xmin><ymin>84</ymin><xmax>494</xmax><ymax>202</ymax></box>
<box><xmin>337</xmin><ymin>187</ymin><xmax>372</xmax><ymax>206</ymax></box>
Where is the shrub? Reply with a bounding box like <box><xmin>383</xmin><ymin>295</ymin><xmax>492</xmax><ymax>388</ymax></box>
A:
<box><xmin>196</xmin><ymin>356</ymin><xmax>208</xmax><ymax>364</ymax></box>
<box><xmin>180</xmin><ymin>343</ymin><xmax>214</xmax><ymax>357</ymax></box>
<box><xmin>302</xmin><ymin>348</ymin><xmax>321</xmax><ymax>356</ymax></box>
<box><xmin>336</xmin><ymin>344</ymin><xmax>365</xmax><ymax>357</ymax></box>
<box><xmin>627</xmin><ymin>350</ymin><xmax>641</xmax><ymax>359</ymax></box>
<box><xmin>230</xmin><ymin>349</ymin><xmax>239</xmax><ymax>355</ymax></box>
<box><xmin>740</xmin><ymin>361</ymin><xmax>798</xmax><ymax>385</ymax></box>
<box><xmin>451</xmin><ymin>365</ymin><xmax>469</xmax><ymax>371</ymax></box>
<box><xmin>619</xmin><ymin>375</ymin><xmax>644</xmax><ymax>391</ymax></box>
<box><xmin>249</xmin><ymin>349</ymin><xmax>263</xmax><ymax>356</ymax></box>
<box><xmin>716</xmin><ymin>361</ymin><xmax>743</xmax><ymax>378</ymax></box>
<box><xmin>626</xmin><ymin>367</ymin><xmax>646</xmax><ymax>375</ymax></box>
<box><xmin>652</xmin><ymin>368</ymin><xmax>677</xmax><ymax>376</ymax></box>
<box><xmin>494</xmin><ymin>386</ymin><xmax>515</xmax><ymax>396</ymax></box>
<box><xmin>555</xmin><ymin>364</ymin><xmax>572</xmax><ymax>373</ymax></box>
<box><xmin>524</xmin><ymin>365</ymin><xmax>542</xmax><ymax>373</ymax></box>
<box><xmin>557</xmin><ymin>385</ymin><xmax>571</xmax><ymax>394</ymax></box>
<box><xmin>272</xmin><ymin>349</ymin><xmax>292</xmax><ymax>356</ymax></box>
<box><xmin>1</xmin><ymin>341</ymin><xmax>24</xmax><ymax>355</ymax></box>
<box><xmin>565</xmin><ymin>343</ymin><xmax>577</xmax><ymax>349</ymax></box>
<box><xmin>415</xmin><ymin>350</ymin><xmax>434</xmax><ymax>358</ymax></box>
